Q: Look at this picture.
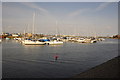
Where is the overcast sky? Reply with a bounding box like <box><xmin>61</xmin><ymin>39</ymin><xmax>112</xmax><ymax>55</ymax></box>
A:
<box><xmin>2</xmin><ymin>2</ymin><xmax>118</xmax><ymax>36</ymax></box>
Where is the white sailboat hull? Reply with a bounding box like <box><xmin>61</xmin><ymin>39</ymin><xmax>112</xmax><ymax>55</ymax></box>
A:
<box><xmin>22</xmin><ymin>40</ymin><xmax>45</xmax><ymax>45</ymax></box>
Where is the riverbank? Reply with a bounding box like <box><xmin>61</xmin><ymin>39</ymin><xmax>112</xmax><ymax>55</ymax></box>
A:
<box><xmin>73</xmin><ymin>56</ymin><xmax>119</xmax><ymax>78</ymax></box>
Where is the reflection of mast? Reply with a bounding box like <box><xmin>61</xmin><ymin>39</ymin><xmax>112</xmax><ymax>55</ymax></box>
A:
<box><xmin>32</xmin><ymin>12</ymin><xmax>35</xmax><ymax>38</ymax></box>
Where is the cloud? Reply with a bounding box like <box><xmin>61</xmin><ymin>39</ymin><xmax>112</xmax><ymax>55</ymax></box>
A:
<box><xmin>95</xmin><ymin>0</ymin><xmax>117</xmax><ymax>11</ymax></box>
<box><xmin>96</xmin><ymin>3</ymin><xmax>111</xmax><ymax>11</ymax></box>
<box><xmin>68</xmin><ymin>8</ymin><xmax>90</xmax><ymax>18</ymax></box>
<box><xmin>68</xmin><ymin>1</ymin><xmax>117</xmax><ymax>17</ymax></box>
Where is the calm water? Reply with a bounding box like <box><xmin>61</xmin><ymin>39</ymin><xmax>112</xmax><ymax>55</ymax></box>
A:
<box><xmin>2</xmin><ymin>39</ymin><xmax>118</xmax><ymax>78</ymax></box>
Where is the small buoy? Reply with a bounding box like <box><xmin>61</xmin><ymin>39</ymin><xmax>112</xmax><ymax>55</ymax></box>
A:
<box><xmin>54</xmin><ymin>54</ymin><xmax>59</xmax><ymax>61</ymax></box>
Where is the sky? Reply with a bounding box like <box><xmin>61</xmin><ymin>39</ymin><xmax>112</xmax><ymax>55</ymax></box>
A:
<box><xmin>2</xmin><ymin>2</ymin><xmax>118</xmax><ymax>36</ymax></box>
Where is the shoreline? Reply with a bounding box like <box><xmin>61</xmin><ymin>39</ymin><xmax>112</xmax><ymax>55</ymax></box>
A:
<box><xmin>73</xmin><ymin>56</ymin><xmax>119</xmax><ymax>78</ymax></box>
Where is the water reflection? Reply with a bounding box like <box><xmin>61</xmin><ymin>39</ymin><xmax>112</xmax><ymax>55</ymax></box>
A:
<box><xmin>23</xmin><ymin>45</ymin><xmax>45</xmax><ymax>47</ymax></box>
<box><xmin>48</xmin><ymin>44</ymin><xmax>63</xmax><ymax>47</ymax></box>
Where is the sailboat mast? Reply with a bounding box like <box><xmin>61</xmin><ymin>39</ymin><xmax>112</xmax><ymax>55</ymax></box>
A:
<box><xmin>56</xmin><ymin>21</ymin><xmax>58</xmax><ymax>37</ymax></box>
<box><xmin>27</xmin><ymin>24</ymin><xmax>29</xmax><ymax>33</ymax></box>
<box><xmin>24</xmin><ymin>29</ymin><xmax>25</xmax><ymax>39</ymax></box>
<box><xmin>56</xmin><ymin>20</ymin><xmax>60</xmax><ymax>37</ymax></box>
<box><xmin>24</xmin><ymin>25</ymin><xmax>27</xmax><ymax>39</ymax></box>
<box><xmin>32</xmin><ymin>12</ymin><xmax>35</xmax><ymax>38</ymax></box>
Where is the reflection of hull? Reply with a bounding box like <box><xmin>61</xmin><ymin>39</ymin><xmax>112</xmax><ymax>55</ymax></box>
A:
<box><xmin>22</xmin><ymin>40</ymin><xmax>45</xmax><ymax>45</ymax></box>
<box><xmin>45</xmin><ymin>41</ymin><xmax>63</xmax><ymax>45</ymax></box>
<box><xmin>0</xmin><ymin>39</ymin><xmax>1</xmax><ymax>42</ymax></box>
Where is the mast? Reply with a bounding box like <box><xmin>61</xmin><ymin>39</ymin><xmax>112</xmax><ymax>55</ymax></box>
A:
<box><xmin>32</xmin><ymin>12</ymin><xmax>35</xmax><ymax>38</ymax></box>
<box><xmin>56</xmin><ymin>21</ymin><xmax>58</xmax><ymax>37</ymax></box>
<box><xmin>56</xmin><ymin>20</ymin><xmax>60</xmax><ymax>37</ymax></box>
<box><xmin>23</xmin><ymin>25</ymin><xmax>27</xmax><ymax>39</ymax></box>
<box><xmin>94</xmin><ymin>27</ymin><xmax>97</xmax><ymax>38</ymax></box>
<box><xmin>24</xmin><ymin>29</ymin><xmax>25</xmax><ymax>39</ymax></box>
<box><xmin>27</xmin><ymin>24</ymin><xmax>29</xmax><ymax>33</ymax></box>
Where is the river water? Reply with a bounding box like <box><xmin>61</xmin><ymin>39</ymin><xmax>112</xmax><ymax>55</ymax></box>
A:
<box><xmin>2</xmin><ymin>39</ymin><xmax>118</xmax><ymax>78</ymax></box>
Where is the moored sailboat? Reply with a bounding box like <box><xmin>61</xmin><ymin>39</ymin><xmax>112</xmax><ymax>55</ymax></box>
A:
<box><xmin>22</xmin><ymin>13</ymin><xmax>45</xmax><ymax>45</ymax></box>
<box><xmin>22</xmin><ymin>39</ymin><xmax>45</xmax><ymax>45</ymax></box>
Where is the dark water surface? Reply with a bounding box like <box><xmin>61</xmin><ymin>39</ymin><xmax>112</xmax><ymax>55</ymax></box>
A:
<box><xmin>2</xmin><ymin>39</ymin><xmax>118</xmax><ymax>78</ymax></box>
